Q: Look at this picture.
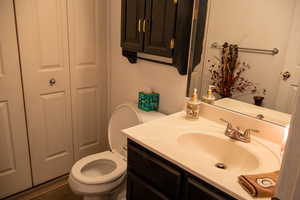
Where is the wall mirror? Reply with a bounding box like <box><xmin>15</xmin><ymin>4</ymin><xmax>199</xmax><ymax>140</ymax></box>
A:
<box><xmin>187</xmin><ymin>0</ymin><xmax>300</xmax><ymax>127</ymax></box>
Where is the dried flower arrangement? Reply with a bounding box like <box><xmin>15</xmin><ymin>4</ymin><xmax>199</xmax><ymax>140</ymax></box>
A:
<box><xmin>208</xmin><ymin>42</ymin><xmax>257</xmax><ymax>98</ymax></box>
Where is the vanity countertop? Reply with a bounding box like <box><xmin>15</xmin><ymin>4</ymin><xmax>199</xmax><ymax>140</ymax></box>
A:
<box><xmin>123</xmin><ymin>111</ymin><xmax>281</xmax><ymax>200</ymax></box>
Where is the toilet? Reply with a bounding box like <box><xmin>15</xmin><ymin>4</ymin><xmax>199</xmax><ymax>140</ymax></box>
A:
<box><xmin>68</xmin><ymin>103</ymin><xmax>166</xmax><ymax>200</ymax></box>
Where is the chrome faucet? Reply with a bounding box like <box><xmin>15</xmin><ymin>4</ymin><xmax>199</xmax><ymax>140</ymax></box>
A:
<box><xmin>220</xmin><ymin>118</ymin><xmax>259</xmax><ymax>143</ymax></box>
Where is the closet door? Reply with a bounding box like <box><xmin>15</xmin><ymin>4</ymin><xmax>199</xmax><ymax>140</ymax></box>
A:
<box><xmin>68</xmin><ymin>0</ymin><xmax>107</xmax><ymax>160</ymax></box>
<box><xmin>15</xmin><ymin>0</ymin><xmax>74</xmax><ymax>185</ymax></box>
<box><xmin>0</xmin><ymin>0</ymin><xmax>32</xmax><ymax>198</ymax></box>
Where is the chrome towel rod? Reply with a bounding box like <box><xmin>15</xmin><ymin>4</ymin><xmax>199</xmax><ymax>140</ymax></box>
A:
<box><xmin>210</xmin><ymin>42</ymin><xmax>279</xmax><ymax>56</ymax></box>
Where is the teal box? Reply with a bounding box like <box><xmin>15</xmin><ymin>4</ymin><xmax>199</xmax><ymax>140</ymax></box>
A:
<box><xmin>138</xmin><ymin>92</ymin><xmax>160</xmax><ymax>112</ymax></box>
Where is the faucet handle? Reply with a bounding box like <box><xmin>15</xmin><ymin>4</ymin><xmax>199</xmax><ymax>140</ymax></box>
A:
<box><xmin>220</xmin><ymin>118</ymin><xmax>232</xmax><ymax>129</ymax></box>
<box><xmin>244</xmin><ymin>129</ymin><xmax>259</xmax><ymax>136</ymax></box>
<box><xmin>220</xmin><ymin>118</ymin><xmax>229</xmax><ymax>123</ymax></box>
<box><xmin>245</xmin><ymin>129</ymin><xmax>259</xmax><ymax>133</ymax></box>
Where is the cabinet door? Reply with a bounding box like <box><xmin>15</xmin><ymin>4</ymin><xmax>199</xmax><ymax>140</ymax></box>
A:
<box><xmin>121</xmin><ymin>0</ymin><xmax>146</xmax><ymax>52</ymax></box>
<box><xmin>127</xmin><ymin>172</ymin><xmax>170</xmax><ymax>200</ymax></box>
<box><xmin>144</xmin><ymin>0</ymin><xmax>177</xmax><ymax>57</ymax></box>
<box><xmin>15</xmin><ymin>0</ymin><xmax>74</xmax><ymax>185</ymax></box>
<box><xmin>0</xmin><ymin>0</ymin><xmax>32</xmax><ymax>198</ymax></box>
<box><xmin>184</xmin><ymin>178</ymin><xmax>236</xmax><ymax>200</ymax></box>
<box><xmin>67</xmin><ymin>0</ymin><xmax>107</xmax><ymax>160</ymax></box>
<box><xmin>128</xmin><ymin>142</ymin><xmax>182</xmax><ymax>199</ymax></box>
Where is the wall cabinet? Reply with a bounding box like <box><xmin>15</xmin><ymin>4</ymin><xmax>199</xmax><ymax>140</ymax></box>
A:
<box><xmin>127</xmin><ymin>140</ymin><xmax>237</xmax><ymax>200</ymax></box>
<box><xmin>0</xmin><ymin>0</ymin><xmax>32</xmax><ymax>198</ymax></box>
<box><xmin>121</xmin><ymin>0</ymin><xmax>176</xmax><ymax>57</ymax></box>
<box><xmin>121</xmin><ymin>0</ymin><xmax>208</xmax><ymax>75</ymax></box>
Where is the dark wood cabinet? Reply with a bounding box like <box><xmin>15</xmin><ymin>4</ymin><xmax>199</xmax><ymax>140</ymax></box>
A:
<box><xmin>184</xmin><ymin>177</ymin><xmax>236</xmax><ymax>200</ymax></box>
<box><xmin>144</xmin><ymin>0</ymin><xmax>177</xmax><ymax>57</ymax></box>
<box><xmin>121</xmin><ymin>0</ymin><xmax>145</xmax><ymax>52</ymax></box>
<box><xmin>127</xmin><ymin>172</ymin><xmax>170</xmax><ymax>200</ymax></box>
<box><xmin>127</xmin><ymin>140</ymin><xmax>237</xmax><ymax>200</ymax></box>
<box><xmin>127</xmin><ymin>143</ymin><xmax>182</xmax><ymax>199</ymax></box>
<box><xmin>121</xmin><ymin>0</ymin><xmax>208</xmax><ymax>75</ymax></box>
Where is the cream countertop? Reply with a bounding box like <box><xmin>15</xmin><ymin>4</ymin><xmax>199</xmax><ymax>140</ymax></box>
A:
<box><xmin>123</xmin><ymin>111</ymin><xmax>281</xmax><ymax>200</ymax></box>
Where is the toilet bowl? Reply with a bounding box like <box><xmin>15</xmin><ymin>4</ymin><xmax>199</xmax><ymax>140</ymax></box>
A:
<box><xmin>69</xmin><ymin>103</ymin><xmax>166</xmax><ymax>200</ymax></box>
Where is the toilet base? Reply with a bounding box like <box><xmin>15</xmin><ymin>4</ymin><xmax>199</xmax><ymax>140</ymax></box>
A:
<box><xmin>83</xmin><ymin>189</ymin><xmax>125</xmax><ymax>200</ymax></box>
<box><xmin>83</xmin><ymin>194</ymin><xmax>111</xmax><ymax>200</ymax></box>
<box><xmin>80</xmin><ymin>179</ymin><xmax>126</xmax><ymax>200</ymax></box>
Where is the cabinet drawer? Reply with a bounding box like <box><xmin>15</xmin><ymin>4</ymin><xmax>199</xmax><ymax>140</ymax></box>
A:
<box><xmin>127</xmin><ymin>172</ymin><xmax>169</xmax><ymax>200</ymax></box>
<box><xmin>128</xmin><ymin>141</ymin><xmax>182</xmax><ymax>199</ymax></box>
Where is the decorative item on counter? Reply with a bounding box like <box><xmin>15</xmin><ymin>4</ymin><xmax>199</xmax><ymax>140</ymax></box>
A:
<box><xmin>253</xmin><ymin>87</ymin><xmax>267</xmax><ymax>106</ymax></box>
<box><xmin>208</xmin><ymin>42</ymin><xmax>256</xmax><ymax>98</ymax></box>
<box><xmin>202</xmin><ymin>85</ymin><xmax>216</xmax><ymax>104</ymax></box>
<box><xmin>238</xmin><ymin>171</ymin><xmax>279</xmax><ymax>198</ymax></box>
<box><xmin>138</xmin><ymin>88</ymin><xmax>159</xmax><ymax>112</ymax></box>
<box><xmin>186</xmin><ymin>88</ymin><xmax>201</xmax><ymax>120</ymax></box>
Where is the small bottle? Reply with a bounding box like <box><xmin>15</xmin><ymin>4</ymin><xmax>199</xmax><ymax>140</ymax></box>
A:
<box><xmin>186</xmin><ymin>88</ymin><xmax>201</xmax><ymax>120</ymax></box>
<box><xmin>202</xmin><ymin>85</ymin><xmax>216</xmax><ymax>104</ymax></box>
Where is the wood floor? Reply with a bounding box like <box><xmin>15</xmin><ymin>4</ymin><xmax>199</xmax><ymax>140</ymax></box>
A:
<box><xmin>6</xmin><ymin>177</ymin><xmax>82</xmax><ymax>200</ymax></box>
<box><xmin>30</xmin><ymin>185</ymin><xmax>82</xmax><ymax>200</ymax></box>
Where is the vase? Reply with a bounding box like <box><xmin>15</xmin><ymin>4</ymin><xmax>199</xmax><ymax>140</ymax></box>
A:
<box><xmin>254</xmin><ymin>96</ymin><xmax>264</xmax><ymax>106</ymax></box>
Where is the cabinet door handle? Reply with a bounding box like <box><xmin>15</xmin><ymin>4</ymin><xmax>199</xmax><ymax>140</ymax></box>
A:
<box><xmin>143</xmin><ymin>19</ymin><xmax>146</xmax><ymax>32</ymax></box>
<box><xmin>138</xmin><ymin>19</ymin><xmax>142</xmax><ymax>32</ymax></box>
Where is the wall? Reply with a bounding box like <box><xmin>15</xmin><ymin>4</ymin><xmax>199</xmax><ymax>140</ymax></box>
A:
<box><xmin>108</xmin><ymin>0</ymin><xmax>187</xmax><ymax>115</ymax></box>
<box><xmin>195</xmin><ymin>0</ymin><xmax>296</xmax><ymax>111</ymax></box>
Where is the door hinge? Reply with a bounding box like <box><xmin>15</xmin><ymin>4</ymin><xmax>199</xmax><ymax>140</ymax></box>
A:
<box><xmin>173</xmin><ymin>0</ymin><xmax>178</xmax><ymax>5</ymax></box>
<box><xmin>170</xmin><ymin>39</ymin><xmax>175</xmax><ymax>49</ymax></box>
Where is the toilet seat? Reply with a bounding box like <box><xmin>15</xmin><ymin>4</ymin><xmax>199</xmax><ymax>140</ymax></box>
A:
<box><xmin>71</xmin><ymin>151</ymin><xmax>126</xmax><ymax>185</ymax></box>
<box><xmin>68</xmin><ymin>103</ymin><xmax>166</xmax><ymax>199</ymax></box>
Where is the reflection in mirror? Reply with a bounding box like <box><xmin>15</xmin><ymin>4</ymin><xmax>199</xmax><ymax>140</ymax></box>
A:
<box><xmin>187</xmin><ymin>0</ymin><xmax>300</xmax><ymax>127</ymax></box>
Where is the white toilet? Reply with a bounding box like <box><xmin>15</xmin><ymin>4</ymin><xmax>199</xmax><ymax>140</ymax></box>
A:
<box><xmin>68</xmin><ymin>103</ymin><xmax>166</xmax><ymax>200</ymax></box>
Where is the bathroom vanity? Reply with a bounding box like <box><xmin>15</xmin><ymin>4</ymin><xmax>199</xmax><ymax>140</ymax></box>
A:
<box><xmin>127</xmin><ymin>140</ymin><xmax>236</xmax><ymax>200</ymax></box>
<box><xmin>123</xmin><ymin>106</ymin><xmax>282</xmax><ymax>200</ymax></box>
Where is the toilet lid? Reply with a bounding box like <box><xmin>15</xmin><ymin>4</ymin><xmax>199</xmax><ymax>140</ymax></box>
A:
<box><xmin>108</xmin><ymin>104</ymin><xmax>142</xmax><ymax>156</ymax></box>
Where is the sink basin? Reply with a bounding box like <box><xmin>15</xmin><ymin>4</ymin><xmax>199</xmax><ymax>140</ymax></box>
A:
<box><xmin>177</xmin><ymin>133</ymin><xmax>261</xmax><ymax>172</ymax></box>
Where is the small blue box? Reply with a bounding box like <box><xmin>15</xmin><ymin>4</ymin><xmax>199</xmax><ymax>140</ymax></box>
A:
<box><xmin>138</xmin><ymin>92</ymin><xmax>159</xmax><ymax>112</ymax></box>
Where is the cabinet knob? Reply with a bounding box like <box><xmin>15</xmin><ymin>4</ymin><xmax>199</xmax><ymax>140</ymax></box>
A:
<box><xmin>281</xmin><ymin>71</ymin><xmax>291</xmax><ymax>81</ymax></box>
<box><xmin>49</xmin><ymin>78</ymin><xmax>56</xmax><ymax>86</ymax></box>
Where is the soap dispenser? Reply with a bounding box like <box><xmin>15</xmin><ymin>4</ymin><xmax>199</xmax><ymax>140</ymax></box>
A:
<box><xmin>202</xmin><ymin>85</ymin><xmax>216</xmax><ymax>104</ymax></box>
<box><xmin>186</xmin><ymin>88</ymin><xmax>201</xmax><ymax>120</ymax></box>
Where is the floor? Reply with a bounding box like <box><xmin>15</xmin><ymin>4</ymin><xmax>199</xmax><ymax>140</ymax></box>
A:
<box><xmin>7</xmin><ymin>177</ymin><xmax>82</xmax><ymax>200</ymax></box>
<box><xmin>8</xmin><ymin>176</ymin><xmax>125</xmax><ymax>200</ymax></box>
<box><xmin>30</xmin><ymin>185</ymin><xmax>82</xmax><ymax>200</ymax></box>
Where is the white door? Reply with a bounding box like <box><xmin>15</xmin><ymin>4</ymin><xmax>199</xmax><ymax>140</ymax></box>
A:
<box><xmin>68</xmin><ymin>0</ymin><xmax>107</xmax><ymax>160</ymax></box>
<box><xmin>0</xmin><ymin>0</ymin><xmax>32</xmax><ymax>198</ymax></box>
<box><xmin>275</xmin><ymin>1</ymin><xmax>300</xmax><ymax>114</ymax></box>
<box><xmin>15</xmin><ymin>0</ymin><xmax>74</xmax><ymax>185</ymax></box>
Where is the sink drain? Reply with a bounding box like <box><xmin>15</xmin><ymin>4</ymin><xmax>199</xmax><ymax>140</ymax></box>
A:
<box><xmin>215</xmin><ymin>163</ymin><xmax>227</xmax><ymax>169</ymax></box>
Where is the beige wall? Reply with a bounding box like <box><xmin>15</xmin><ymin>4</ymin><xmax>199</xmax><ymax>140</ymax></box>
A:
<box><xmin>108</xmin><ymin>0</ymin><xmax>187</xmax><ymax>115</ymax></box>
<box><xmin>198</xmin><ymin>0</ymin><xmax>296</xmax><ymax>110</ymax></box>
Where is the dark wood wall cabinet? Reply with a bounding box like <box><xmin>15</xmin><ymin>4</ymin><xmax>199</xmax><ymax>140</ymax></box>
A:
<box><xmin>121</xmin><ymin>0</ymin><xmax>208</xmax><ymax>75</ymax></box>
<box><xmin>127</xmin><ymin>140</ymin><xmax>237</xmax><ymax>200</ymax></box>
